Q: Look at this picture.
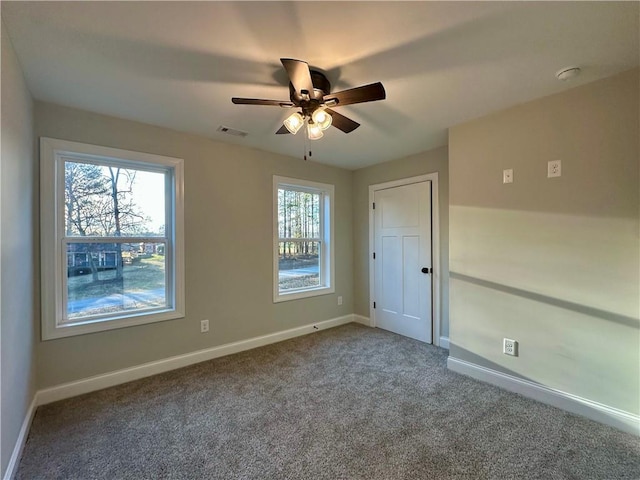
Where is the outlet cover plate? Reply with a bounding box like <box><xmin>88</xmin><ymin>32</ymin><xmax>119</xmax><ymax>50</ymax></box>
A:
<box><xmin>503</xmin><ymin>169</ymin><xmax>513</xmax><ymax>184</ymax></box>
<box><xmin>548</xmin><ymin>160</ymin><xmax>561</xmax><ymax>178</ymax></box>
<box><xmin>200</xmin><ymin>319</ymin><xmax>209</xmax><ymax>333</ymax></box>
<box><xmin>503</xmin><ymin>338</ymin><xmax>518</xmax><ymax>356</ymax></box>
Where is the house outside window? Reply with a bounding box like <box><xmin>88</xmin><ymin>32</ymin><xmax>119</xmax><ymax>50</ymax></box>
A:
<box><xmin>273</xmin><ymin>176</ymin><xmax>334</xmax><ymax>302</ymax></box>
<box><xmin>40</xmin><ymin>138</ymin><xmax>184</xmax><ymax>339</ymax></box>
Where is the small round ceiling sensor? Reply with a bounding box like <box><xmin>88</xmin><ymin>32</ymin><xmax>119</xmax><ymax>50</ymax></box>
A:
<box><xmin>556</xmin><ymin>67</ymin><xmax>581</xmax><ymax>81</ymax></box>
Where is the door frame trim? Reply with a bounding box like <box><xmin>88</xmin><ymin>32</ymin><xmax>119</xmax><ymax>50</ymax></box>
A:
<box><xmin>368</xmin><ymin>173</ymin><xmax>441</xmax><ymax>346</ymax></box>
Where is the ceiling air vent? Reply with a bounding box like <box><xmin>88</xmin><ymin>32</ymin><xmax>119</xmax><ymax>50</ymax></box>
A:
<box><xmin>216</xmin><ymin>125</ymin><xmax>248</xmax><ymax>138</ymax></box>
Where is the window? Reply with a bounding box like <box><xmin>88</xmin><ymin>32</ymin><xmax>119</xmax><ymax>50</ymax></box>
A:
<box><xmin>273</xmin><ymin>176</ymin><xmax>334</xmax><ymax>302</ymax></box>
<box><xmin>40</xmin><ymin>138</ymin><xmax>184</xmax><ymax>339</ymax></box>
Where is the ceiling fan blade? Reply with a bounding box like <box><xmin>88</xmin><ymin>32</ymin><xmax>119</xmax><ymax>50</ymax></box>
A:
<box><xmin>324</xmin><ymin>82</ymin><xmax>386</xmax><ymax>107</ymax></box>
<box><xmin>232</xmin><ymin>98</ymin><xmax>294</xmax><ymax>107</ymax></box>
<box><xmin>281</xmin><ymin>58</ymin><xmax>314</xmax><ymax>96</ymax></box>
<box><xmin>325</xmin><ymin>108</ymin><xmax>360</xmax><ymax>133</ymax></box>
<box><xmin>276</xmin><ymin>124</ymin><xmax>290</xmax><ymax>135</ymax></box>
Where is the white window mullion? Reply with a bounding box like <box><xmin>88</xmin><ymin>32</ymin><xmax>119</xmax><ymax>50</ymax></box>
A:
<box><xmin>65</xmin><ymin>236</ymin><xmax>169</xmax><ymax>244</ymax></box>
<box><xmin>278</xmin><ymin>237</ymin><xmax>322</xmax><ymax>243</ymax></box>
<box><xmin>60</xmin><ymin>238</ymin><xmax>70</xmax><ymax>325</ymax></box>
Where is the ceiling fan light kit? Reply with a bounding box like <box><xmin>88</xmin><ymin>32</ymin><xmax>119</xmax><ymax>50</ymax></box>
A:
<box><xmin>283</xmin><ymin>108</ymin><xmax>332</xmax><ymax>139</ymax></box>
<box><xmin>232</xmin><ymin>58</ymin><xmax>386</xmax><ymax>141</ymax></box>
<box><xmin>307</xmin><ymin>122</ymin><xmax>324</xmax><ymax>140</ymax></box>
<box><xmin>283</xmin><ymin>112</ymin><xmax>305</xmax><ymax>134</ymax></box>
<box><xmin>312</xmin><ymin>108</ymin><xmax>332</xmax><ymax>130</ymax></box>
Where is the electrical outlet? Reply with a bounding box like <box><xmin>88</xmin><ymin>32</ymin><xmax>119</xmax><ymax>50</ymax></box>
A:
<box><xmin>503</xmin><ymin>338</ymin><xmax>518</xmax><ymax>356</ymax></box>
<box><xmin>503</xmin><ymin>169</ymin><xmax>513</xmax><ymax>184</ymax></box>
<box><xmin>200</xmin><ymin>319</ymin><xmax>209</xmax><ymax>333</ymax></box>
<box><xmin>548</xmin><ymin>160</ymin><xmax>561</xmax><ymax>178</ymax></box>
<box><xmin>338</xmin><ymin>296</ymin><xmax>343</xmax><ymax>306</ymax></box>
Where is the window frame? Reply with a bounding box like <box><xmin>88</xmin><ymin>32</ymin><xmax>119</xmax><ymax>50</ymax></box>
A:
<box><xmin>273</xmin><ymin>175</ymin><xmax>335</xmax><ymax>303</ymax></box>
<box><xmin>40</xmin><ymin>137</ymin><xmax>185</xmax><ymax>340</ymax></box>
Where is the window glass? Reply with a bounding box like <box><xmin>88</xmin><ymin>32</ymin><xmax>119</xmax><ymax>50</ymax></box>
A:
<box><xmin>65</xmin><ymin>242</ymin><xmax>167</xmax><ymax>321</ymax></box>
<box><xmin>64</xmin><ymin>160</ymin><xmax>165</xmax><ymax>237</ymax></box>
<box><xmin>278</xmin><ymin>240</ymin><xmax>321</xmax><ymax>292</ymax></box>
<box><xmin>277</xmin><ymin>188</ymin><xmax>322</xmax><ymax>294</ymax></box>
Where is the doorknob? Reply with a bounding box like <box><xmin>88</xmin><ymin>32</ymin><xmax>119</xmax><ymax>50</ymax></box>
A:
<box><xmin>421</xmin><ymin>267</ymin><xmax>431</xmax><ymax>274</ymax></box>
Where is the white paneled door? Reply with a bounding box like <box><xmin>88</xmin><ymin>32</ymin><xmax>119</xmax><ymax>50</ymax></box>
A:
<box><xmin>374</xmin><ymin>181</ymin><xmax>432</xmax><ymax>343</ymax></box>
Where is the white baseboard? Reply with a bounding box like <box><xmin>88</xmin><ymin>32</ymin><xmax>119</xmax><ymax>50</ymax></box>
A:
<box><xmin>3</xmin><ymin>396</ymin><xmax>37</xmax><ymax>480</ymax></box>
<box><xmin>447</xmin><ymin>356</ymin><xmax>640</xmax><ymax>436</ymax></box>
<box><xmin>439</xmin><ymin>336</ymin><xmax>450</xmax><ymax>349</ymax></box>
<box><xmin>36</xmin><ymin>315</ymin><xmax>355</xmax><ymax>406</ymax></box>
<box><xmin>353</xmin><ymin>314</ymin><xmax>371</xmax><ymax>327</ymax></box>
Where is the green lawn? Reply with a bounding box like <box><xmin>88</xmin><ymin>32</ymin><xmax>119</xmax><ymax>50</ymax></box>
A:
<box><xmin>67</xmin><ymin>255</ymin><xmax>165</xmax><ymax>301</ymax></box>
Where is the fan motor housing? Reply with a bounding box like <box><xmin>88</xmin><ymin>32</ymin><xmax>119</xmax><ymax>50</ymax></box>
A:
<box><xmin>289</xmin><ymin>70</ymin><xmax>331</xmax><ymax>111</ymax></box>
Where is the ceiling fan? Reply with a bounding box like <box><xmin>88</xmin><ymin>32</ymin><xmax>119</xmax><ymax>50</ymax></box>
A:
<box><xmin>232</xmin><ymin>58</ymin><xmax>386</xmax><ymax>140</ymax></box>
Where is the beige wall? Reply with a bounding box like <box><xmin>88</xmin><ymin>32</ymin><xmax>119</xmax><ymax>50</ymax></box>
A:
<box><xmin>352</xmin><ymin>147</ymin><xmax>449</xmax><ymax>338</ymax></box>
<box><xmin>449</xmin><ymin>69</ymin><xmax>639</xmax><ymax>414</ymax></box>
<box><xmin>1</xmin><ymin>23</ymin><xmax>37</xmax><ymax>477</ymax></box>
<box><xmin>34</xmin><ymin>102</ymin><xmax>354</xmax><ymax>387</ymax></box>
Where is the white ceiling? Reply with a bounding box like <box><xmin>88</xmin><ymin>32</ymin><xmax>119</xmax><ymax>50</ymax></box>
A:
<box><xmin>2</xmin><ymin>1</ymin><xmax>638</xmax><ymax>170</ymax></box>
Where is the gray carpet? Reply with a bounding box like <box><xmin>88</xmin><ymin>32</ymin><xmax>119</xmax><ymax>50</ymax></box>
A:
<box><xmin>17</xmin><ymin>324</ymin><xmax>640</xmax><ymax>479</ymax></box>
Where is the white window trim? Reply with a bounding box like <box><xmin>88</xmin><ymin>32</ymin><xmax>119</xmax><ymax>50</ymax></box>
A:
<box><xmin>40</xmin><ymin>137</ymin><xmax>185</xmax><ymax>340</ymax></box>
<box><xmin>273</xmin><ymin>175</ymin><xmax>335</xmax><ymax>303</ymax></box>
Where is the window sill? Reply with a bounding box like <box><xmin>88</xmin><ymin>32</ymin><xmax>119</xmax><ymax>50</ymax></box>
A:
<box><xmin>43</xmin><ymin>308</ymin><xmax>184</xmax><ymax>340</ymax></box>
<box><xmin>273</xmin><ymin>286</ymin><xmax>335</xmax><ymax>303</ymax></box>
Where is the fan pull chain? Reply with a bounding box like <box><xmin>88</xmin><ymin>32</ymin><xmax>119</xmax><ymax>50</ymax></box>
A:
<box><xmin>303</xmin><ymin>130</ymin><xmax>308</xmax><ymax>161</ymax></box>
<box><xmin>301</xmin><ymin>119</ymin><xmax>312</xmax><ymax>161</ymax></box>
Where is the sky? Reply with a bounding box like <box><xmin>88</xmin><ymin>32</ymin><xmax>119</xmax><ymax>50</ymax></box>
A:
<box><xmin>130</xmin><ymin>169</ymin><xmax>165</xmax><ymax>235</ymax></box>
